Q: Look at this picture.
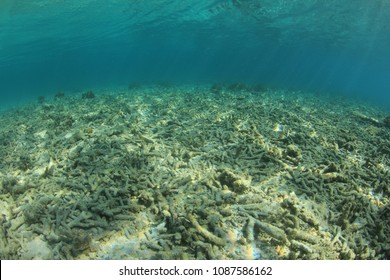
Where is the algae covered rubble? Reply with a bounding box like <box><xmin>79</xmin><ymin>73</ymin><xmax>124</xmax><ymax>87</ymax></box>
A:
<box><xmin>0</xmin><ymin>85</ymin><xmax>389</xmax><ymax>259</ymax></box>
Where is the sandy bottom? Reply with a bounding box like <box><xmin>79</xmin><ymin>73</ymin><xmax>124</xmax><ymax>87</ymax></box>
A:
<box><xmin>0</xmin><ymin>85</ymin><xmax>389</xmax><ymax>259</ymax></box>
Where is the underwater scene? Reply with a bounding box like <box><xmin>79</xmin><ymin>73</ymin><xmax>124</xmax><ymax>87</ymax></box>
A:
<box><xmin>0</xmin><ymin>0</ymin><xmax>389</xmax><ymax>260</ymax></box>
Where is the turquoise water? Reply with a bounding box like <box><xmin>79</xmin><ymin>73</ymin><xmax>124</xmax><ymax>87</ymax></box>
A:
<box><xmin>0</xmin><ymin>0</ymin><xmax>390</xmax><ymax>108</ymax></box>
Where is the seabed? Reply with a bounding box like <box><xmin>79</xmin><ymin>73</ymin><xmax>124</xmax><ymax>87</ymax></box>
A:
<box><xmin>0</xmin><ymin>85</ymin><xmax>389</xmax><ymax>260</ymax></box>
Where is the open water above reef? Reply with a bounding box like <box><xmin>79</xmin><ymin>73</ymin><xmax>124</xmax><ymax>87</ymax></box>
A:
<box><xmin>0</xmin><ymin>0</ymin><xmax>390</xmax><ymax>108</ymax></box>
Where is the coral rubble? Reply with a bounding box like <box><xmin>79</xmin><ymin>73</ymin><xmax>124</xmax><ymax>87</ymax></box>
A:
<box><xmin>0</xmin><ymin>85</ymin><xmax>388</xmax><ymax>260</ymax></box>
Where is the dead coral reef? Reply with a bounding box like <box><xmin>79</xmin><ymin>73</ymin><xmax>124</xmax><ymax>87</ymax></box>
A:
<box><xmin>82</xmin><ymin>90</ymin><xmax>95</xmax><ymax>99</ymax></box>
<box><xmin>0</xmin><ymin>86</ymin><xmax>388</xmax><ymax>260</ymax></box>
<box><xmin>384</xmin><ymin>116</ymin><xmax>390</xmax><ymax>128</ymax></box>
<box><xmin>54</xmin><ymin>91</ymin><xmax>65</xmax><ymax>99</ymax></box>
